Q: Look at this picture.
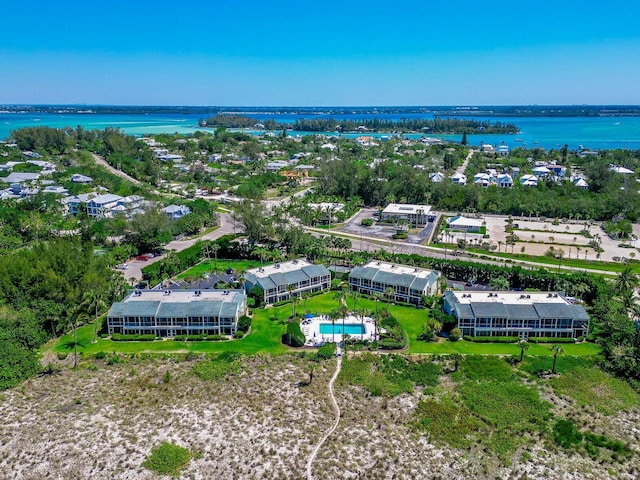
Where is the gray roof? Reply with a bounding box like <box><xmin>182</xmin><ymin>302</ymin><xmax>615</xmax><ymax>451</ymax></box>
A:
<box><xmin>470</xmin><ymin>302</ymin><xmax>509</xmax><ymax>318</ymax></box>
<box><xmin>533</xmin><ymin>303</ymin><xmax>573</xmax><ymax>319</ymax></box>
<box><xmin>504</xmin><ymin>304</ymin><xmax>539</xmax><ymax>320</ymax></box>
<box><xmin>188</xmin><ymin>300</ymin><xmax>222</xmax><ymax>317</ymax></box>
<box><xmin>120</xmin><ymin>301</ymin><xmax>160</xmax><ymax>317</ymax></box>
<box><xmin>350</xmin><ymin>266</ymin><xmax>438</xmax><ymax>292</ymax></box>
<box><xmin>568</xmin><ymin>304</ymin><xmax>590</xmax><ymax>321</ymax></box>
<box><xmin>251</xmin><ymin>264</ymin><xmax>330</xmax><ymax>290</ymax></box>
<box><xmin>454</xmin><ymin>304</ymin><xmax>475</xmax><ymax>319</ymax></box>
<box><xmin>157</xmin><ymin>302</ymin><xmax>189</xmax><ymax>318</ymax></box>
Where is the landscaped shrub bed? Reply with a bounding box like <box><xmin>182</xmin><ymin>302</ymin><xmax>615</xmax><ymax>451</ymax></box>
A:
<box><xmin>111</xmin><ymin>333</ymin><xmax>156</xmax><ymax>342</ymax></box>
<box><xmin>173</xmin><ymin>334</ymin><xmax>228</xmax><ymax>342</ymax></box>
<box><xmin>528</xmin><ymin>337</ymin><xmax>575</xmax><ymax>344</ymax></box>
<box><xmin>464</xmin><ymin>336</ymin><xmax>520</xmax><ymax>343</ymax></box>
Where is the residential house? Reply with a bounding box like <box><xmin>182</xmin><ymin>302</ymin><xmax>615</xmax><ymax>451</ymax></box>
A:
<box><xmin>450</xmin><ymin>172</ymin><xmax>467</xmax><ymax>186</ymax></box>
<box><xmin>443</xmin><ymin>290</ymin><xmax>590</xmax><ymax>339</ymax></box>
<box><xmin>429</xmin><ymin>172</ymin><xmax>445</xmax><ymax>183</ymax></box>
<box><xmin>71</xmin><ymin>173</ymin><xmax>93</xmax><ymax>184</ymax></box>
<box><xmin>86</xmin><ymin>194</ymin><xmax>124</xmax><ymax>218</ymax></box>
<box><xmin>244</xmin><ymin>259</ymin><xmax>331</xmax><ymax>305</ymax></box>
<box><xmin>162</xmin><ymin>204</ymin><xmax>191</xmax><ymax>220</ymax></box>
<box><xmin>348</xmin><ymin>261</ymin><xmax>441</xmax><ymax>305</ymax></box>
<box><xmin>497</xmin><ymin>173</ymin><xmax>514</xmax><ymax>188</ymax></box>
<box><xmin>107</xmin><ymin>289</ymin><xmax>247</xmax><ymax>337</ymax></box>
<box><xmin>265</xmin><ymin>160</ymin><xmax>289</xmax><ymax>172</ymax></box>
<box><xmin>519</xmin><ymin>174</ymin><xmax>539</xmax><ymax>187</ymax></box>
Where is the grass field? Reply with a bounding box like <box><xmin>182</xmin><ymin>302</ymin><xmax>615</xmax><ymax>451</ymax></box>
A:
<box><xmin>176</xmin><ymin>259</ymin><xmax>262</xmax><ymax>279</ymax></box>
<box><xmin>47</xmin><ymin>291</ymin><xmax>601</xmax><ymax>358</ymax></box>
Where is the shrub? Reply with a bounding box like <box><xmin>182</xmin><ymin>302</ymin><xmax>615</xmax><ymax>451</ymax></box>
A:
<box><xmin>528</xmin><ymin>337</ymin><xmax>575</xmax><ymax>344</ymax></box>
<box><xmin>143</xmin><ymin>442</ymin><xmax>192</xmax><ymax>477</ymax></box>
<box><xmin>553</xmin><ymin>419</ymin><xmax>583</xmax><ymax>448</ymax></box>
<box><xmin>361</xmin><ymin>218</ymin><xmax>374</xmax><ymax>226</ymax></box>
<box><xmin>94</xmin><ymin>351</ymin><xmax>107</xmax><ymax>360</ymax></box>
<box><xmin>237</xmin><ymin>315</ymin><xmax>252</xmax><ymax>333</ymax></box>
<box><xmin>56</xmin><ymin>352</ymin><xmax>68</xmax><ymax>361</ymax></box>
<box><xmin>282</xmin><ymin>320</ymin><xmax>306</xmax><ymax>347</ymax></box>
<box><xmin>465</xmin><ymin>336</ymin><xmax>520</xmax><ymax>343</ymax></box>
<box><xmin>311</xmin><ymin>343</ymin><xmax>335</xmax><ymax>361</ymax></box>
<box><xmin>233</xmin><ymin>330</ymin><xmax>245</xmax><ymax>339</ymax></box>
<box><xmin>449</xmin><ymin>328</ymin><xmax>461</xmax><ymax>342</ymax></box>
<box><xmin>111</xmin><ymin>333</ymin><xmax>156</xmax><ymax>342</ymax></box>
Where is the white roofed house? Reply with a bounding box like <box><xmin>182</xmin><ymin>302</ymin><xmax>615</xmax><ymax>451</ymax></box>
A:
<box><xmin>381</xmin><ymin>203</ymin><xmax>433</xmax><ymax>227</ymax></box>
<box><xmin>609</xmin><ymin>165</ymin><xmax>635</xmax><ymax>175</ymax></box>
<box><xmin>450</xmin><ymin>172</ymin><xmax>467</xmax><ymax>186</ymax></box>
<box><xmin>572</xmin><ymin>177</ymin><xmax>589</xmax><ymax>189</ymax></box>
<box><xmin>429</xmin><ymin>172</ymin><xmax>445</xmax><ymax>183</ymax></box>
<box><xmin>162</xmin><ymin>204</ymin><xmax>191</xmax><ymax>220</ymax></box>
<box><xmin>71</xmin><ymin>173</ymin><xmax>93</xmax><ymax>184</ymax></box>
<box><xmin>447</xmin><ymin>215</ymin><xmax>484</xmax><ymax>232</ymax></box>
<box><xmin>497</xmin><ymin>173</ymin><xmax>513</xmax><ymax>188</ymax></box>
<box><xmin>86</xmin><ymin>194</ymin><xmax>124</xmax><ymax>219</ymax></box>
<box><xmin>519</xmin><ymin>174</ymin><xmax>539</xmax><ymax>187</ymax></box>
<box><xmin>265</xmin><ymin>160</ymin><xmax>289</xmax><ymax>172</ymax></box>
<box><xmin>473</xmin><ymin>172</ymin><xmax>493</xmax><ymax>187</ymax></box>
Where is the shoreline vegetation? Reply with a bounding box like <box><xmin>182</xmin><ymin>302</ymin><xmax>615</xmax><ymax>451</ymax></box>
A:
<box><xmin>200</xmin><ymin>114</ymin><xmax>519</xmax><ymax>134</ymax></box>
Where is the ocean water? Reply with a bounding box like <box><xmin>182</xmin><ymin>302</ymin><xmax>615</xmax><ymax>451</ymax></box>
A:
<box><xmin>1</xmin><ymin>111</ymin><xmax>639</xmax><ymax>151</ymax></box>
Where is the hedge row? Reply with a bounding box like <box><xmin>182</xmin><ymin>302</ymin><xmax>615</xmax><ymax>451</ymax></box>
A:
<box><xmin>173</xmin><ymin>334</ymin><xmax>228</xmax><ymax>342</ymax></box>
<box><xmin>111</xmin><ymin>334</ymin><xmax>156</xmax><ymax>342</ymax></box>
<box><xmin>465</xmin><ymin>336</ymin><xmax>520</xmax><ymax>343</ymax></box>
<box><xmin>528</xmin><ymin>337</ymin><xmax>576</xmax><ymax>344</ymax></box>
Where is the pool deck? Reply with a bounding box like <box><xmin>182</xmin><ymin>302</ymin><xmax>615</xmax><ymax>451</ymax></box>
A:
<box><xmin>301</xmin><ymin>314</ymin><xmax>377</xmax><ymax>346</ymax></box>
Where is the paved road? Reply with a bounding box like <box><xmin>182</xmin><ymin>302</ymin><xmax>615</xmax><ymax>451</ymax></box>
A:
<box><xmin>121</xmin><ymin>213</ymin><xmax>236</xmax><ymax>284</ymax></box>
<box><xmin>457</xmin><ymin>148</ymin><xmax>475</xmax><ymax>175</ymax></box>
<box><xmin>91</xmin><ymin>153</ymin><xmax>142</xmax><ymax>186</ymax></box>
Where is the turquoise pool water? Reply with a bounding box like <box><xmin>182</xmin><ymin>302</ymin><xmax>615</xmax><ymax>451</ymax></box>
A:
<box><xmin>319</xmin><ymin>323</ymin><xmax>365</xmax><ymax>335</ymax></box>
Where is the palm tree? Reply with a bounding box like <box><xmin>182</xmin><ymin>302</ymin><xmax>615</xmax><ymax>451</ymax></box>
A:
<box><xmin>210</xmin><ymin>243</ymin><xmax>220</xmax><ymax>274</ymax></box>
<box><xmin>286</xmin><ymin>284</ymin><xmax>296</xmax><ymax>317</ymax></box>
<box><xmin>551</xmin><ymin>345</ymin><xmax>564</xmax><ymax>374</ymax></box>
<box><xmin>373</xmin><ymin>291</ymin><xmax>381</xmax><ymax>314</ymax></box>
<box><xmin>489</xmin><ymin>276</ymin><xmax>509</xmax><ymax>290</ymax></box>
<box><xmin>72</xmin><ymin>310</ymin><xmax>89</xmax><ymax>369</ymax></box>
<box><xmin>615</xmin><ymin>267</ymin><xmax>639</xmax><ymax>295</ymax></box>
<box><xmin>384</xmin><ymin>287</ymin><xmax>395</xmax><ymax>311</ymax></box>
<box><xmin>350</xmin><ymin>290</ymin><xmax>359</xmax><ymax>312</ymax></box>
<box><xmin>82</xmin><ymin>290</ymin><xmax>107</xmax><ymax>344</ymax></box>
<box><xmin>301</xmin><ymin>291</ymin><xmax>311</xmax><ymax>317</ymax></box>
<box><xmin>517</xmin><ymin>339</ymin><xmax>530</xmax><ymax>362</ymax></box>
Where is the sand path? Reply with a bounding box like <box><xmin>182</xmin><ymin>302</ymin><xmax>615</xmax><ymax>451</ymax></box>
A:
<box><xmin>306</xmin><ymin>351</ymin><xmax>343</xmax><ymax>480</ymax></box>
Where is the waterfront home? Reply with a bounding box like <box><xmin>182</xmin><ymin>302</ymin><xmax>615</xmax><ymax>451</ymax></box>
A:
<box><xmin>86</xmin><ymin>194</ymin><xmax>124</xmax><ymax>219</ymax></box>
<box><xmin>107</xmin><ymin>289</ymin><xmax>247</xmax><ymax>337</ymax></box>
<box><xmin>244</xmin><ymin>259</ymin><xmax>331</xmax><ymax>305</ymax></box>
<box><xmin>349</xmin><ymin>261</ymin><xmax>441</xmax><ymax>306</ymax></box>
<box><xmin>443</xmin><ymin>290</ymin><xmax>590</xmax><ymax>339</ymax></box>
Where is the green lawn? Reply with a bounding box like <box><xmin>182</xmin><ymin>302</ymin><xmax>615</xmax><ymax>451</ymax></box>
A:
<box><xmin>177</xmin><ymin>259</ymin><xmax>263</xmax><ymax>279</ymax></box>
<box><xmin>46</xmin><ymin>291</ymin><xmax>602</xmax><ymax>358</ymax></box>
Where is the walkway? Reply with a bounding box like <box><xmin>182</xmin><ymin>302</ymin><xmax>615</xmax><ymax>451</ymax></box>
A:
<box><xmin>306</xmin><ymin>348</ymin><xmax>342</xmax><ymax>480</ymax></box>
<box><xmin>457</xmin><ymin>148</ymin><xmax>475</xmax><ymax>175</ymax></box>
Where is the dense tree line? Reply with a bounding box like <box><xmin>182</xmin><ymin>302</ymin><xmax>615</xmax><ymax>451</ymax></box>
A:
<box><xmin>200</xmin><ymin>115</ymin><xmax>519</xmax><ymax>134</ymax></box>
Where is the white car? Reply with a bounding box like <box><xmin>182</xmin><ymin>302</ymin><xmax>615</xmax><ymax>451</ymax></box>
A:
<box><xmin>116</xmin><ymin>263</ymin><xmax>129</xmax><ymax>270</ymax></box>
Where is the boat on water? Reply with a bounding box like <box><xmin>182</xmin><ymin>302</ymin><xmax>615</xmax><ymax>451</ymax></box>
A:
<box><xmin>515</xmin><ymin>138</ymin><xmax>523</xmax><ymax>142</ymax></box>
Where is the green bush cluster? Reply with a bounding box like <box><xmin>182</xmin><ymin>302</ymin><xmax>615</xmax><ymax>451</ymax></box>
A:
<box><xmin>528</xmin><ymin>337</ymin><xmax>575</xmax><ymax>344</ymax></box>
<box><xmin>143</xmin><ymin>442</ymin><xmax>192</xmax><ymax>477</ymax></box>
<box><xmin>237</xmin><ymin>315</ymin><xmax>252</xmax><ymax>333</ymax></box>
<box><xmin>361</xmin><ymin>218</ymin><xmax>374</xmax><ymax>226</ymax></box>
<box><xmin>378</xmin><ymin>314</ymin><xmax>407</xmax><ymax>349</ymax></box>
<box><xmin>173</xmin><ymin>334</ymin><xmax>228</xmax><ymax>342</ymax></box>
<box><xmin>465</xmin><ymin>336</ymin><xmax>520</xmax><ymax>343</ymax></box>
<box><xmin>192</xmin><ymin>352</ymin><xmax>242</xmax><ymax>381</ymax></box>
<box><xmin>282</xmin><ymin>320</ymin><xmax>306</xmax><ymax>347</ymax></box>
<box><xmin>310</xmin><ymin>343</ymin><xmax>335</xmax><ymax>361</ymax></box>
<box><xmin>111</xmin><ymin>333</ymin><xmax>156</xmax><ymax>342</ymax></box>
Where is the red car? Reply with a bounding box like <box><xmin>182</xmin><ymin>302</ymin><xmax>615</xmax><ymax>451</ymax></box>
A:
<box><xmin>136</xmin><ymin>254</ymin><xmax>150</xmax><ymax>261</ymax></box>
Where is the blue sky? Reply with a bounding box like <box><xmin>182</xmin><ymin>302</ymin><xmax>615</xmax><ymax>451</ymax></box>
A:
<box><xmin>1</xmin><ymin>0</ymin><xmax>639</xmax><ymax>105</ymax></box>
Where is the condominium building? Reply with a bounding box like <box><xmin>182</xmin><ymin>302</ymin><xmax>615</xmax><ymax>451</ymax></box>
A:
<box><xmin>244</xmin><ymin>259</ymin><xmax>331</xmax><ymax>304</ymax></box>
<box><xmin>348</xmin><ymin>261</ymin><xmax>441</xmax><ymax>305</ymax></box>
<box><xmin>107</xmin><ymin>289</ymin><xmax>247</xmax><ymax>337</ymax></box>
<box><xmin>443</xmin><ymin>290</ymin><xmax>590</xmax><ymax>338</ymax></box>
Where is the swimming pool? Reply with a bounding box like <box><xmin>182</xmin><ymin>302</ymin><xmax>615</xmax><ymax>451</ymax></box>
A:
<box><xmin>319</xmin><ymin>323</ymin><xmax>365</xmax><ymax>335</ymax></box>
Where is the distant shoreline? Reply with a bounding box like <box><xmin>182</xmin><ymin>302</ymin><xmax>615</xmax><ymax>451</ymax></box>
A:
<box><xmin>2</xmin><ymin>104</ymin><xmax>640</xmax><ymax>117</ymax></box>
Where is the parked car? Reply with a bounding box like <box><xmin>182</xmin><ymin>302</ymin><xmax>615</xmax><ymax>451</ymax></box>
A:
<box><xmin>115</xmin><ymin>263</ymin><xmax>129</xmax><ymax>270</ymax></box>
<box><xmin>136</xmin><ymin>254</ymin><xmax>150</xmax><ymax>261</ymax></box>
<box><xmin>226</xmin><ymin>268</ymin><xmax>235</xmax><ymax>274</ymax></box>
